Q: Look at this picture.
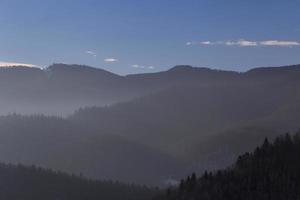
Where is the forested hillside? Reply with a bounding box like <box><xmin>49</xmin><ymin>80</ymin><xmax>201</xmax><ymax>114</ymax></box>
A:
<box><xmin>157</xmin><ymin>132</ymin><xmax>300</xmax><ymax>200</ymax></box>
<box><xmin>0</xmin><ymin>163</ymin><xmax>156</xmax><ymax>200</ymax></box>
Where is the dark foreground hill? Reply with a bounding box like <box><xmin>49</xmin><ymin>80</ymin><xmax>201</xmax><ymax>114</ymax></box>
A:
<box><xmin>156</xmin><ymin>132</ymin><xmax>300</xmax><ymax>200</ymax></box>
<box><xmin>0</xmin><ymin>163</ymin><xmax>156</xmax><ymax>200</ymax></box>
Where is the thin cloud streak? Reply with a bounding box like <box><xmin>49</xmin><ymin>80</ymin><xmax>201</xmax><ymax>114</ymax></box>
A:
<box><xmin>0</xmin><ymin>61</ymin><xmax>39</xmax><ymax>68</ymax></box>
<box><xmin>187</xmin><ymin>39</ymin><xmax>300</xmax><ymax>47</ymax></box>
<box><xmin>225</xmin><ymin>40</ymin><xmax>257</xmax><ymax>46</ymax></box>
<box><xmin>85</xmin><ymin>51</ymin><xmax>97</xmax><ymax>57</ymax></box>
<box><xmin>259</xmin><ymin>40</ymin><xmax>300</xmax><ymax>47</ymax></box>
<box><xmin>131</xmin><ymin>64</ymin><xmax>155</xmax><ymax>70</ymax></box>
<box><xmin>104</xmin><ymin>58</ymin><xmax>118</xmax><ymax>63</ymax></box>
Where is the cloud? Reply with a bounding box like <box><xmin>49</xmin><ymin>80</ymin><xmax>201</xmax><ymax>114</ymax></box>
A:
<box><xmin>186</xmin><ymin>42</ymin><xmax>192</xmax><ymax>46</ymax></box>
<box><xmin>238</xmin><ymin>40</ymin><xmax>258</xmax><ymax>46</ymax></box>
<box><xmin>259</xmin><ymin>40</ymin><xmax>300</xmax><ymax>47</ymax></box>
<box><xmin>201</xmin><ymin>41</ymin><xmax>212</xmax><ymax>45</ymax></box>
<box><xmin>225</xmin><ymin>39</ymin><xmax>257</xmax><ymax>46</ymax></box>
<box><xmin>187</xmin><ymin>39</ymin><xmax>300</xmax><ymax>47</ymax></box>
<box><xmin>198</xmin><ymin>39</ymin><xmax>258</xmax><ymax>47</ymax></box>
<box><xmin>132</xmin><ymin>64</ymin><xmax>140</xmax><ymax>68</ymax></box>
<box><xmin>186</xmin><ymin>41</ymin><xmax>212</xmax><ymax>46</ymax></box>
<box><xmin>0</xmin><ymin>61</ymin><xmax>39</xmax><ymax>68</ymax></box>
<box><xmin>85</xmin><ymin>50</ymin><xmax>97</xmax><ymax>57</ymax></box>
<box><xmin>131</xmin><ymin>64</ymin><xmax>155</xmax><ymax>70</ymax></box>
<box><xmin>104</xmin><ymin>58</ymin><xmax>118</xmax><ymax>63</ymax></box>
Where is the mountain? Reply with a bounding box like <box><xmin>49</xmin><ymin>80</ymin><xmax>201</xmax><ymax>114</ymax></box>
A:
<box><xmin>0</xmin><ymin>64</ymin><xmax>299</xmax><ymax>185</ymax></box>
<box><xmin>0</xmin><ymin>162</ymin><xmax>156</xmax><ymax>200</ymax></box>
<box><xmin>0</xmin><ymin>64</ymin><xmax>129</xmax><ymax>115</ymax></box>
<box><xmin>0</xmin><ymin>64</ymin><xmax>239</xmax><ymax>115</ymax></box>
<box><xmin>69</xmin><ymin>64</ymin><xmax>300</xmax><ymax>180</ymax></box>
<box><xmin>1</xmin><ymin>63</ymin><xmax>298</xmax><ymax>116</ymax></box>
<box><xmin>71</xmin><ymin>64</ymin><xmax>300</xmax><ymax>161</ymax></box>
<box><xmin>155</xmin><ymin>132</ymin><xmax>300</xmax><ymax>200</ymax></box>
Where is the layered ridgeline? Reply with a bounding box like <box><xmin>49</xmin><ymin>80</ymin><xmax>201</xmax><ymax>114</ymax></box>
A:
<box><xmin>0</xmin><ymin>114</ymin><xmax>184</xmax><ymax>185</ymax></box>
<box><xmin>156</xmin><ymin>132</ymin><xmax>300</xmax><ymax>200</ymax></box>
<box><xmin>3</xmin><ymin>63</ymin><xmax>298</xmax><ymax>116</ymax></box>
<box><xmin>0</xmin><ymin>64</ymin><xmax>299</xmax><ymax>185</ymax></box>
<box><xmin>0</xmin><ymin>162</ymin><xmax>155</xmax><ymax>200</ymax></box>
<box><xmin>0</xmin><ymin>64</ymin><xmax>238</xmax><ymax>115</ymax></box>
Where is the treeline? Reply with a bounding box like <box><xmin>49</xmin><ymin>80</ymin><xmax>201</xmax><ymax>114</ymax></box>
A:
<box><xmin>157</xmin><ymin>132</ymin><xmax>300</xmax><ymax>200</ymax></box>
<box><xmin>0</xmin><ymin>162</ymin><xmax>156</xmax><ymax>200</ymax></box>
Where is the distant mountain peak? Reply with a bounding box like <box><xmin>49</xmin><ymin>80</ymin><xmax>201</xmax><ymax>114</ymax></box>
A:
<box><xmin>47</xmin><ymin>63</ymin><xmax>96</xmax><ymax>71</ymax></box>
<box><xmin>46</xmin><ymin>63</ymin><xmax>119</xmax><ymax>76</ymax></box>
<box><xmin>44</xmin><ymin>63</ymin><xmax>122</xmax><ymax>83</ymax></box>
<box><xmin>247</xmin><ymin>64</ymin><xmax>300</xmax><ymax>74</ymax></box>
<box><xmin>169</xmin><ymin>65</ymin><xmax>196</xmax><ymax>71</ymax></box>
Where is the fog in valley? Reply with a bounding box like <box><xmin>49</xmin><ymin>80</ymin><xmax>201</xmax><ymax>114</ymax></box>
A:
<box><xmin>1</xmin><ymin>64</ymin><xmax>300</xmax><ymax>186</ymax></box>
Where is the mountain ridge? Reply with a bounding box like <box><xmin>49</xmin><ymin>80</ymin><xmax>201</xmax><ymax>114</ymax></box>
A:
<box><xmin>0</xmin><ymin>63</ymin><xmax>299</xmax><ymax>185</ymax></box>
<box><xmin>2</xmin><ymin>63</ymin><xmax>300</xmax><ymax>77</ymax></box>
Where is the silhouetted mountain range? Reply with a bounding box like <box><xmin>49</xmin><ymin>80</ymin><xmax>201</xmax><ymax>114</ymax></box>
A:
<box><xmin>0</xmin><ymin>64</ymin><xmax>299</xmax><ymax>185</ymax></box>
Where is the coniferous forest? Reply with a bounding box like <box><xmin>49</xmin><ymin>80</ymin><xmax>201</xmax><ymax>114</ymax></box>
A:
<box><xmin>0</xmin><ymin>163</ymin><xmax>155</xmax><ymax>200</ymax></box>
<box><xmin>156</xmin><ymin>132</ymin><xmax>300</xmax><ymax>200</ymax></box>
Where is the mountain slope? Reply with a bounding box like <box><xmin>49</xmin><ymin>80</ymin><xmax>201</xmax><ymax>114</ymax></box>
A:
<box><xmin>156</xmin><ymin>132</ymin><xmax>300</xmax><ymax>200</ymax></box>
<box><xmin>0</xmin><ymin>162</ymin><xmax>155</xmax><ymax>200</ymax></box>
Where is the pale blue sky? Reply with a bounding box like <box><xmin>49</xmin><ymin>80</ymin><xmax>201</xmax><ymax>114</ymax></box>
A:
<box><xmin>0</xmin><ymin>0</ymin><xmax>300</xmax><ymax>74</ymax></box>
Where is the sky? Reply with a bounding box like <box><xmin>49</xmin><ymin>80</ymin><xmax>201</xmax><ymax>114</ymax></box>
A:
<box><xmin>0</xmin><ymin>0</ymin><xmax>300</xmax><ymax>74</ymax></box>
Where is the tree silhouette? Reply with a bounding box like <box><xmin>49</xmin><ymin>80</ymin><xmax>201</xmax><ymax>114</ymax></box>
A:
<box><xmin>156</xmin><ymin>131</ymin><xmax>300</xmax><ymax>200</ymax></box>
